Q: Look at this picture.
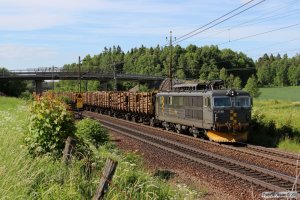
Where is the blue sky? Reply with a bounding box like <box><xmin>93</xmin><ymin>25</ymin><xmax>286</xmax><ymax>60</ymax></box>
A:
<box><xmin>0</xmin><ymin>0</ymin><xmax>299</xmax><ymax>70</ymax></box>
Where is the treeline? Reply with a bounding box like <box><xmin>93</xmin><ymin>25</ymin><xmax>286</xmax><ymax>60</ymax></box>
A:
<box><xmin>0</xmin><ymin>68</ymin><xmax>27</xmax><ymax>96</ymax></box>
<box><xmin>61</xmin><ymin>45</ymin><xmax>256</xmax><ymax>91</ymax></box>
<box><xmin>256</xmin><ymin>53</ymin><xmax>300</xmax><ymax>87</ymax></box>
<box><xmin>62</xmin><ymin>45</ymin><xmax>299</xmax><ymax>92</ymax></box>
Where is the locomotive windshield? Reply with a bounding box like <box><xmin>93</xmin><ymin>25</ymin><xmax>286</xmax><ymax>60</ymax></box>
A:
<box><xmin>213</xmin><ymin>96</ymin><xmax>251</xmax><ymax>107</ymax></box>
<box><xmin>213</xmin><ymin>97</ymin><xmax>231</xmax><ymax>107</ymax></box>
<box><xmin>233</xmin><ymin>97</ymin><xmax>251</xmax><ymax>107</ymax></box>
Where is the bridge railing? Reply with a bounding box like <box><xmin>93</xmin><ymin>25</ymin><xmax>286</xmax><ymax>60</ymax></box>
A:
<box><xmin>1</xmin><ymin>70</ymin><xmax>165</xmax><ymax>81</ymax></box>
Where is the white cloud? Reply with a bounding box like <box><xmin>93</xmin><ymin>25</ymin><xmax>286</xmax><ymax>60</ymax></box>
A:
<box><xmin>0</xmin><ymin>0</ymin><xmax>188</xmax><ymax>31</ymax></box>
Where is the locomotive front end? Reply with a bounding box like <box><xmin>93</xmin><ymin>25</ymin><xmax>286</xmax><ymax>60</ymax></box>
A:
<box><xmin>207</xmin><ymin>90</ymin><xmax>252</xmax><ymax>142</ymax></box>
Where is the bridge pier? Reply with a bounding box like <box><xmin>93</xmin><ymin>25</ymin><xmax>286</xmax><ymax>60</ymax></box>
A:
<box><xmin>35</xmin><ymin>80</ymin><xmax>43</xmax><ymax>95</ymax></box>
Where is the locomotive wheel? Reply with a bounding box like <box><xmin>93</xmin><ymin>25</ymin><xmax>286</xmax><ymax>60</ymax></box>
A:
<box><xmin>150</xmin><ymin>118</ymin><xmax>155</xmax><ymax>127</ymax></box>
<box><xmin>176</xmin><ymin>129</ymin><xmax>182</xmax><ymax>134</ymax></box>
<box><xmin>165</xmin><ymin>123</ymin><xmax>170</xmax><ymax>131</ymax></box>
<box><xmin>132</xmin><ymin>116</ymin><xmax>136</xmax><ymax>122</ymax></box>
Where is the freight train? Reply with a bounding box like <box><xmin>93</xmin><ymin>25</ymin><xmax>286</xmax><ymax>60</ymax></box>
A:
<box><xmin>59</xmin><ymin>81</ymin><xmax>252</xmax><ymax>142</ymax></box>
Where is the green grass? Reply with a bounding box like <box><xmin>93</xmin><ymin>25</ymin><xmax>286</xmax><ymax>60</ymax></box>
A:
<box><xmin>0</xmin><ymin>97</ymin><xmax>206</xmax><ymax>199</ymax></box>
<box><xmin>252</xmin><ymin>87</ymin><xmax>300</xmax><ymax>152</ymax></box>
<box><xmin>278</xmin><ymin>138</ymin><xmax>300</xmax><ymax>154</ymax></box>
<box><xmin>253</xmin><ymin>100</ymin><xmax>300</xmax><ymax>131</ymax></box>
<box><xmin>257</xmin><ymin>86</ymin><xmax>300</xmax><ymax>102</ymax></box>
<box><xmin>0</xmin><ymin>97</ymin><xmax>90</xmax><ymax>199</ymax></box>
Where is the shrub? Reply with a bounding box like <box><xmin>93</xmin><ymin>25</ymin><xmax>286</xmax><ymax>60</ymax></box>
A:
<box><xmin>59</xmin><ymin>96</ymin><xmax>72</xmax><ymax>105</ymax></box>
<box><xmin>19</xmin><ymin>91</ymin><xmax>34</xmax><ymax>101</ymax></box>
<box><xmin>244</xmin><ymin>75</ymin><xmax>261</xmax><ymax>98</ymax></box>
<box><xmin>24</xmin><ymin>95</ymin><xmax>76</xmax><ymax>158</ymax></box>
<box><xmin>76</xmin><ymin>118</ymin><xmax>109</xmax><ymax>147</ymax></box>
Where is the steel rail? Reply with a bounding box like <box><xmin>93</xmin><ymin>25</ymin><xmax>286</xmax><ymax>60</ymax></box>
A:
<box><xmin>240</xmin><ymin>143</ymin><xmax>300</xmax><ymax>161</ymax></box>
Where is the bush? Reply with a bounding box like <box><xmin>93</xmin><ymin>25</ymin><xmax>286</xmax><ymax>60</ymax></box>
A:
<box><xmin>76</xmin><ymin>118</ymin><xmax>109</xmax><ymax>147</ymax></box>
<box><xmin>19</xmin><ymin>91</ymin><xmax>34</xmax><ymax>101</ymax></box>
<box><xmin>59</xmin><ymin>96</ymin><xmax>72</xmax><ymax>105</ymax></box>
<box><xmin>24</xmin><ymin>95</ymin><xmax>76</xmax><ymax>158</ymax></box>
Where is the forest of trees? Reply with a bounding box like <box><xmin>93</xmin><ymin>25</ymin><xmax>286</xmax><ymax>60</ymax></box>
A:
<box><xmin>256</xmin><ymin>53</ymin><xmax>300</xmax><ymax>87</ymax></box>
<box><xmin>60</xmin><ymin>45</ymin><xmax>299</xmax><ymax>92</ymax></box>
<box><xmin>61</xmin><ymin>45</ymin><xmax>256</xmax><ymax>91</ymax></box>
<box><xmin>1</xmin><ymin>45</ymin><xmax>299</xmax><ymax>96</ymax></box>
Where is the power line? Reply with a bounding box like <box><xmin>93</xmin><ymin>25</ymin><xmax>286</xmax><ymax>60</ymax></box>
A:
<box><xmin>180</xmin><ymin>0</ymin><xmax>299</xmax><ymax>45</ymax></box>
<box><xmin>175</xmin><ymin>0</ymin><xmax>255</xmax><ymax>41</ymax></box>
<box><xmin>196</xmin><ymin>6</ymin><xmax>300</xmax><ymax>42</ymax></box>
<box><xmin>174</xmin><ymin>0</ymin><xmax>267</xmax><ymax>45</ymax></box>
<box><xmin>217</xmin><ymin>22</ymin><xmax>300</xmax><ymax>46</ymax></box>
<box><xmin>223</xmin><ymin>0</ymin><xmax>299</xmax><ymax>32</ymax></box>
<box><xmin>244</xmin><ymin>37</ymin><xmax>300</xmax><ymax>53</ymax></box>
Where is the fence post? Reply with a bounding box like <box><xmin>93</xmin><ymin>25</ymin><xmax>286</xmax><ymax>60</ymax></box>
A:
<box><xmin>93</xmin><ymin>158</ymin><xmax>118</xmax><ymax>200</ymax></box>
<box><xmin>62</xmin><ymin>136</ymin><xmax>76</xmax><ymax>164</ymax></box>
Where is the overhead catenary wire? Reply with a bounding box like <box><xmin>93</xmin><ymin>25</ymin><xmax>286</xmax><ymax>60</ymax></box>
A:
<box><xmin>209</xmin><ymin>0</ymin><xmax>299</xmax><ymax>37</ymax></box>
<box><xmin>244</xmin><ymin>37</ymin><xmax>300</xmax><ymax>53</ymax></box>
<box><xmin>217</xmin><ymin>22</ymin><xmax>300</xmax><ymax>46</ymax></box>
<box><xmin>190</xmin><ymin>5</ymin><xmax>300</xmax><ymax>43</ymax></box>
<box><xmin>173</xmin><ymin>0</ymin><xmax>267</xmax><ymax>45</ymax></box>
<box><xmin>175</xmin><ymin>0</ymin><xmax>256</xmax><ymax>42</ymax></box>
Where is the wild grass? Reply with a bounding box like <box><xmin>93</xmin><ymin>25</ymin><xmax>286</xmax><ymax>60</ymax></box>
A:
<box><xmin>253</xmin><ymin>87</ymin><xmax>300</xmax><ymax>152</ymax></box>
<box><xmin>278</xmin><ymin>138</ymin><xmax>300</xmax><ymax>154</ymax></box>
<box><xmin>0</xmin><ymin>97</ymin><xmax>205</xmax><ymax>199</ymax></box>
<box><xmin>253</xmin><ymin>99</ymin><xmax>300</xmax><ymax>132</ymax></box>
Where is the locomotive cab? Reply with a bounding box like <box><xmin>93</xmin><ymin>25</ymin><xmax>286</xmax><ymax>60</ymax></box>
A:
<box><xmin>208</xmin><ymin>89</ymin><xmax>252</xmax><ymax>142</ymax></box>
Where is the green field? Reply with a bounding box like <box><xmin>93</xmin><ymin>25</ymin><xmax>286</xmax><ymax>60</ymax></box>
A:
<box><xmin>257</xmin><ymin>86</ymin><xmax>300</xmax><ymax>102</ymax></box>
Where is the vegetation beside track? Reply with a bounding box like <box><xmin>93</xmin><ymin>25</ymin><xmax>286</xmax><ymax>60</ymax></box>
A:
<box><xmin>0</xmin><ymin>96</ymin><xmax>204</xmax><ymax>199</ymax></box>
<box><xmin>249</xmin><ymin>86</ymin><xmax>300</xmax><ymax>152</ymax></box>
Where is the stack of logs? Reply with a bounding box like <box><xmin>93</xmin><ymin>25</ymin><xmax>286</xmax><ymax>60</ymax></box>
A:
<box><xmin>51</xmin><ymin>91</ymin><xmax>156</xmax><ymax>115</ymax></box>
<box><xmin>96</xmin><ymin>91</ymin><xmax>155</xmax><ymax>115</ymax></box>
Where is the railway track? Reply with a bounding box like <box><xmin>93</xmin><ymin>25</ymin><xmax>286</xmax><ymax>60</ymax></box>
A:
<box><xmin>82</xmin><ymin>110</ymin><xmax>298</xmax><ymax>176</ymax></box>
<box><xmin>83</xmin><ymin>111</ymin><xmax>300</xmax><ymax>192</ymax></box>
<box><xmin>241</xmin><ymin>143</ymin><xmax>300</xmax><ymax>162</ymax></box>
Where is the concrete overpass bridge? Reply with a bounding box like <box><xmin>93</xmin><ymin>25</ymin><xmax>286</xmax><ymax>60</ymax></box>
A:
<box><xmin>0</xmin><ymin>69</ymin><xmax>165</xmax><ymax>94</ymax></box>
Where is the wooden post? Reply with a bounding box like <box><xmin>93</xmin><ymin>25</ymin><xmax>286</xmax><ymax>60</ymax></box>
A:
<box><xmin>93</xmin><ymin>158</ymin><xmax>118</xmax><ymax>200</ymax></box>
<box><xmin>62</xmin><ymin>136</ymin><xmax>76</xmax><ymax>164</ymax></box>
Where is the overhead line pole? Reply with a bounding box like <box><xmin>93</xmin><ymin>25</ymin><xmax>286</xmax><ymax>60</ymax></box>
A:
<box><xmin>169</xmin><ymin>31</ymin><xmax>173</xmax><ymax>91</ymax></box>
<box><xmin>78</xmin><ymin>56</ymin><xmax>81</xmax><ymax>93</ymax></box>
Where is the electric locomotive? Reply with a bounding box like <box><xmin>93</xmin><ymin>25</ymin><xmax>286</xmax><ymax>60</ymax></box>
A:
<box><xmin>155</xmin><ymin>82</ymin><xmax>252</xmax><ymax>142</ymax></box>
